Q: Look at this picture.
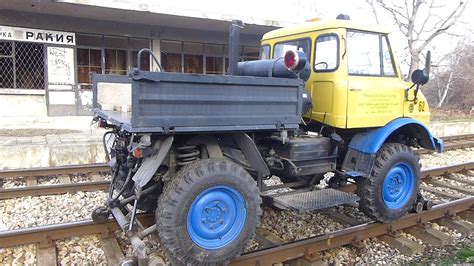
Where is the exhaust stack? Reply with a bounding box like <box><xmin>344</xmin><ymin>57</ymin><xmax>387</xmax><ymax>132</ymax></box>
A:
<box><xmin>227</xmin><ymin>20</ymin><xmax>243</xmax><ymax>75</ymax></box>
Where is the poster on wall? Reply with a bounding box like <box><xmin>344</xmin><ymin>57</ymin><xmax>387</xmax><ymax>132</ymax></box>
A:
<box><xmin>47</xmin><ymin>46</ymin><xmax>75</xmax><ymax>86</ymax></box>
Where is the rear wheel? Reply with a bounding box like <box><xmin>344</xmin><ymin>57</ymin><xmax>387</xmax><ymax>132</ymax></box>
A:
<box><xmin>357</xmin><ymin>143</ymin><xmax>420</xmax><ymax>222</ymax></box>
<box><xmin>156</xmin><ymin>158</ymin><xmax>261</xmax><ymax>265</ymax></box>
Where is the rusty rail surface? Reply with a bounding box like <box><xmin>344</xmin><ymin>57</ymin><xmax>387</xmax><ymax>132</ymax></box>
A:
<box><xmin>0</xmin><ymin>215</ymin><xmax>154</xmax><ymax>248</ymax></box>
<box><xmin>0</xmin><ymin>181</ymin><xmax>110</xmax><ymax>199</ymax></box>
<box><xmin>0</xmin><ymin>163</ymin><xmax>109</xmax><ymax>178</ymax></box>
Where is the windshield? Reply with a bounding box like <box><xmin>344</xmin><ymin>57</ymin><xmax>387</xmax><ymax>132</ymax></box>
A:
<box><xmin>273</xmin><ymin>39</ymin><xmax>311</xmax><ymax>59</ymax></box>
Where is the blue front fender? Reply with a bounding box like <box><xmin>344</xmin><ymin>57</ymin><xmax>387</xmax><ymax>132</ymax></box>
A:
<box><xmin>348</xmin><ymin>118</ymin><xmax>443</xmax><ymax>154</ymax></box>
<box><xmin>342</xmin><ymin>118</ymin><xmax>443</xmax><ymax>177</ymax></box>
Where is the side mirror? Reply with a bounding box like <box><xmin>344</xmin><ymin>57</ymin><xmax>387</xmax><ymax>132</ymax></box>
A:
<box><xmin>411</xmin><ymin>69</ymin><xmax>429</xmax><ymax>85</ymax></box>
<box><xmin>410</xmin><ymin>51</ymin><xmax>431</xmax><ymax>85</ymax></box>
<box><xmin>407</xmin><ymin>51</ymin><xmax>431</xmax><ymax>102</ymax></box>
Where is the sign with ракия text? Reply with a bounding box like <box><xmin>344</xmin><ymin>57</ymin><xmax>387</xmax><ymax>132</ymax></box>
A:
<box><xmin>0</xmin><ymin>25</ymin><xmax>75</xmax><ymax>45</ymax></box>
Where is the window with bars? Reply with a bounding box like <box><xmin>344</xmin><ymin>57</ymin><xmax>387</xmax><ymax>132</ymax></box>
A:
<box><xmin>105</xmin><ymin>49</ymin><xmax>127</xmax><ymax>75</ymax></box>
<box><xmin>77</xmin><ymin>48</ymin><xmax>102</xmax><ymax>84</ymax></box>
<box><xmin>160</xmin><ymin>40</ymin><xmax>259</xmax><ymax>74</ymax></box>
<box><xmin>0</xmin><ymin>41</ymin><xmax>45</xmax><ymax>90</ymax></box>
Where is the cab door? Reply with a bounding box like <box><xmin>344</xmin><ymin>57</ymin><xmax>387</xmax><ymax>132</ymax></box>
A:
<box><xmin>309</xmin><ymin>28</ymin><xmax>347</xmax><ymax>128</ymax></box>
<box><xmin>346</xmin><ymin>30</ymin><xmax>405</xmax><ymax>128</ymax></box>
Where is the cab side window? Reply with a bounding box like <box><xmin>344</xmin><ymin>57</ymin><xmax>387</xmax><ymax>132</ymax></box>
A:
<box><xmin>273</xmin><ymin>39</ymin><xmax>311</xmax><ymax>59</ymax></box>
<box><xmin>314</xmin><ymin>34</ymin><xmax>339</xmax><ymax>71</ymax></box>
<box><xmin>347</xmin><ymin>31</ymin><xmax>397</xmax><ymax>76</ymax></box>
<box><xmin>260</xmin><ymin>45</ymin><xmax>270</xmax><ymax>60</ymax></box>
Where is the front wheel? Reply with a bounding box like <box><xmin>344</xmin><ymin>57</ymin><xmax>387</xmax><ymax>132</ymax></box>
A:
<box><xmin>156</xmin><ymin>158</ymin><xmax>261</xmax><ymax>265</ymax></box>
<box><xmin>357</xmin><ymin>143</ymin><xmax>420</xmax><ymax>223</ymax></box>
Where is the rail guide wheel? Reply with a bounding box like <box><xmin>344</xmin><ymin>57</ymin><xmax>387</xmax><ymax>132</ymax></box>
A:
<box><xmin>156</xmin><ymin>158</ymin><xmax>262</xmax><ymax>265</ymax></box>
<box><xmin>357</xmin><ymin>143</ymin><xmax>421</xmax><ymax>222</ymax></box>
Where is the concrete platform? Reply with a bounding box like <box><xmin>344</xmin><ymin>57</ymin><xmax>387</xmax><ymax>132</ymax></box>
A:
<box><xmin>0</xmin><ymin>116</ymin><xmax>106</xmax><ymax>169</ymax></box>
<box><xmin>430</xmin><ymin>120</ymin><xmax>474</xmax><ymax>138</ymax></box>
<box><xmin>0</xmin><ymin>116</ymin><xmax>473</xmax><ymax>169</ymax></box>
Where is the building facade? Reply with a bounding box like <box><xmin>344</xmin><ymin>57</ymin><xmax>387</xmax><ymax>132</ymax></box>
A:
<box><xmin>0</xmin><ymin>1</ymin><xmax>280</xmax><ymax>116</ymax></box>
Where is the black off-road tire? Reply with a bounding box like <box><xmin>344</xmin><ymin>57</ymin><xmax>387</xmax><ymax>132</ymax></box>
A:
<box><xmin>357</xmin><ymin>143</ymin><xmax>421</xmax><ymax>223</ymax></box>
<box><xmin>156</xmin><ymin>158</ymin><xmax>262</xmax><ymax>265</ymax></box>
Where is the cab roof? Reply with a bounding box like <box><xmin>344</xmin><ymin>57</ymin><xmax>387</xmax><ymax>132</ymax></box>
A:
<box><xmin>262</xmin><ymin>20</ymin><xmax>390</xmax><ymax>41</ymax></box>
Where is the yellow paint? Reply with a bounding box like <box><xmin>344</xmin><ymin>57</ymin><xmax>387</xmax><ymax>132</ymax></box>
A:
<box><xmin>261</xmin><ymin>19</ymin><xmax>431</xmax><ymax>129</ymax></box>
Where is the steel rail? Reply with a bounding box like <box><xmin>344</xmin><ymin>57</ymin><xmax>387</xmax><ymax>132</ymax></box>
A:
<box><xmin>0</xmin><ymin>214</ymin><xmax>154</xmax><ymax>248</ymax></box>
<box><xmin>230</xmin><ymin>196</ymin><xmax>474</xmax><ymax>265</ymax></box>
<box><xmin>0</xmin><ymin>180</ymin><xmax>110</xmax><ymax>199</ymax></box>
<box><xmin>0</xmin><ymin>163</ymin><xmax>109</xmax><ymax>178</ymax></box>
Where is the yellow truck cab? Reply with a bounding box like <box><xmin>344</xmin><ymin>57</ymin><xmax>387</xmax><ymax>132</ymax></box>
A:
<box><xmin>261</xmin><ymin>19</ymin><xmax>431</xmax><ymax>129</ymax></box>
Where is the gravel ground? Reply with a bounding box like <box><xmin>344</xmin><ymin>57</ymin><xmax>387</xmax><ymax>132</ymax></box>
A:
<box><xmin>0</xmin><ymin>191</ymin><xmax>107</xmax><ymax>229</ymax></box>
<box><xmin>0</xmin><ymin>244</ymin><xmax>36</xmax><ymax>265</ymax></box>
<box><xmin>420</xmin><ymin>147</ymin><xmax>474</xmax><ymax>169</ymax></box>
<box><xmin>432</xmin><ymin>173</ymin><xmax>474</xmax><ymax>189</ymax></box>
<box><xmin>56</xmin><ymin>235</ymin><xmax>106</xmax><ymax>265</ymax></box>
<box><xmin>260</xmin><ymin>207</ymin><xmax>344</xmax><ymax>242</ymax></box>
<box><xmin>37</xmin><ymin>176</ymin><xmax>59</xmax><ymax>185</ymax></box>
<box><xmin>420</xmin><ymin>189</ymin><xmax>450</xmax><ymax>203</ymax></box>
<box><xmin>1</xmin><ymin>177</ymin><xmax>27</xmax><ymax>188</ymax></box>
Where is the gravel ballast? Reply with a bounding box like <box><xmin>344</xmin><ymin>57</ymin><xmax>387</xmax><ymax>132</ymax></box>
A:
<box><xmin>0</xmin><ymin>191</ymin><xmax>107</xmax><ymax>229</ymax></box>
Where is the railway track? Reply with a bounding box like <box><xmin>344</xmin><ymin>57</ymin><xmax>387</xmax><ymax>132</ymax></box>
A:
<box><xmin>0</xmin><ymin>161</ymin><xmax>473</xmax><ymax>265</ymax></box>
<box><xmin>416</xmin><ymin>133</ymin><xmax>474</xmax><ymax>154</ymax></box>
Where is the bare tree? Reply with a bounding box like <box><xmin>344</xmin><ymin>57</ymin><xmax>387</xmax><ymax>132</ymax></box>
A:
<box><xmin>366</xmin><ymin>0</ymin><xmax>466</xmax><ymax>78</ymax></box>
<box><xmin>425</xmin><ymin>41</ymin><xmax>474</xmax><ymax>108</ymax></box>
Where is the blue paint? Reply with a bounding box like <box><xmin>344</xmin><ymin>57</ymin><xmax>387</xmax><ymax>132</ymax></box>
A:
<box><xmin>187</xmin><ymin>185</ymin><xmax>246</xmax><ymax>250</ymax></box>
<box><xmin>348</xmin><ymin>118</ymin><xmax>443</xmax><ymax>154</ymax></box>
<box><xmin>382</xmin><ymin>162</ymin><xmax>415</xmax><ymax>209</ymax></box>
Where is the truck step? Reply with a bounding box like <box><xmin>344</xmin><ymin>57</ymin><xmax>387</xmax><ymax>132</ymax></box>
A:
<box><xmin>268</xmin><ymin>188</ymin><xmax>359</xmax><ymax>212</ymax></box>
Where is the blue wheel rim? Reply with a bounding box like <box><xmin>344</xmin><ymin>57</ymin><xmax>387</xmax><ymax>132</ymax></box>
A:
<box><xmin>187</xmin><ymin>185</ymin><xmax>246</xmax><ymax>250</ymax></box>
<box><xmin>382</xmin><ymin>162</ymin><xmax>415</xmax><ymax>209</ymax></box>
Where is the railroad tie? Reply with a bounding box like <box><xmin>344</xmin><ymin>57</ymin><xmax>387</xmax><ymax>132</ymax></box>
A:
<box><xmin>404</xmin><ymin>225</ymin><xmax>452</xmax><ymax>246</ymax></box>
<box><xmin>91</xmin><ymin>174</ymin><xmax>103</xmax><ymax>182</ymax></box>
<box><xmin>321</xmin><ymin>209</ymin><xmax>361</xmax><ymax>226</ymax></box>
<box><xmin>37</xmin><ymin>238</ymin><xmax>57</xmax><ymax>266</ymax></box>
<box><xmin>437</xmin><ymin>217</ymin><xmax>474</xmax><ymax>235</ymax></box>
<box><xmin>254</xmin><ymin>227</ymin><xmax>285</xmax><ymax>248</ymax></box>
<box><xmin>58</xmin><ymin>174</ymin><xmax>71</xmax><ymax>184</ymax></box>
<box><xmin>421</xmin><ymin>185</ymin><xmax>464</xmax><ymax>200</ymax></box>
<box><xmin>378</xmin><ymin>234</ymin><xmax>424</xmax><ymax>255</ymax></box>
<box><xmin>37</xmin><ymin>244</ymin><xmax>57</xmax><ymax>266</ymax></box>
<box><xmin>425</xmin><ymin>179</ymin><xmax>474</xmax><ymax>195</ymax></box>
<box><xmin>444</xmin><ymin>174</ymin><xmax>474</xmax><ymax>186</ymax></box>
<box><xmin>458</xmin><ymin>210</ymin><xmax>474</xmax><ymax>222</ymax></box>
<box><xmin>100</xmin><ymin>235</ymin><xmax>125</xmax><ymax>265</ymax></box>
<box><xmin>26</xmin><ymin>176</ymin><xmax>38</xmax><ymax>187</ymax></box>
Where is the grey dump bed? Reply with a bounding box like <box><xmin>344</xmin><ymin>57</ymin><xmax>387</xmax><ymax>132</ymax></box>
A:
<box><xmin>92</xmin><ymin>70</ymin><xmax>304</xmax><ymax>133</ymax></box>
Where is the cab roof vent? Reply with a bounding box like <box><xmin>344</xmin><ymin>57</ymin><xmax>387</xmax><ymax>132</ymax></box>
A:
<box><xmin>336</xmin><ymin>14</ymin><xmax>350</xmax><ymax>20</ymax></box>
